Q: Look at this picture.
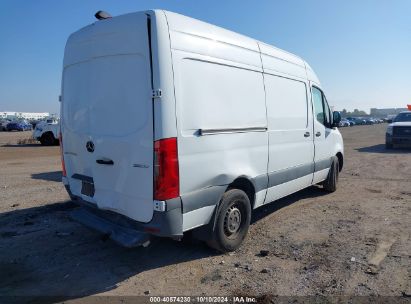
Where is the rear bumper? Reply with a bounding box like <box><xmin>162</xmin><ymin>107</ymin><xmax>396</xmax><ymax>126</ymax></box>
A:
<box><xmin>65</xmin><ymin>184</ymin><xmax>183</xmax><ymax>246</ymax></box>
<box><xmin>71</xmin><ymin>207</ymin><xmax>151</xmax><ymax>247</ymax></box>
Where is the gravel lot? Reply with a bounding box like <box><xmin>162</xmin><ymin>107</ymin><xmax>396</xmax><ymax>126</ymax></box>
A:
<box><xmin>0</xmin><ymin>125</ymin><xmax>410</xmax><ymax>301</ymax></box>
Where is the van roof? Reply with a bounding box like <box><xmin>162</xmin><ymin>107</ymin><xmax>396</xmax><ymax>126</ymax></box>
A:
<box><xmin>158</xmin><ymin>10</ymin><xmax>320</xmax><ymax>84</ymax></box>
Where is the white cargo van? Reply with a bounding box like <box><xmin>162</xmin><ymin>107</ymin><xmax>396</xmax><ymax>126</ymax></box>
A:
<box><xmin>61</xmin><ymin>10</ymin><xmax>344</xmax><ymax>252</ymax></box>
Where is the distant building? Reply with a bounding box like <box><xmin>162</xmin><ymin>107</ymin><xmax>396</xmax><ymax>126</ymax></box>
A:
<box><xmin>370</xmin><ymin>108</ymin><xmax>408</xmax><ymax>117</ymax></box>
<box><xmin>0</xmin><ymin>111</ymin><xmax>50</xmax><ymax>120</ymax></box>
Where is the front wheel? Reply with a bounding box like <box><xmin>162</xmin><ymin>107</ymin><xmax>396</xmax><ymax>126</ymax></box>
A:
<box><xmin>207</xmin><ymin>189</ymin><xmax>251</xmax><ymax>252</ymax></box>
<box><xmin>323</xmin><ymin>156</ymin><xmax>339</xmax><ymax>192</ymax></box>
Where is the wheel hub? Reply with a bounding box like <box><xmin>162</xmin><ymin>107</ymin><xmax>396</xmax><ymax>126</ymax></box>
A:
<box><xmin>224</xmin><ymin>206</ymin><xmax>242</xmax><ymax>235</ymax></box>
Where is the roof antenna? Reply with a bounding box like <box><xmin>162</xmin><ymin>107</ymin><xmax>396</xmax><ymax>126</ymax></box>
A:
<box><xmin>95</xmin><ymin>11</ymin><xmax>112</xmax><ymax>20</ymax></box>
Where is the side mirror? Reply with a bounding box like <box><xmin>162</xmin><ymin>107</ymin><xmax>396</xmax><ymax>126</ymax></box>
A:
<box><xmin>332</xmin><ymin>111</ymin><xmax>341</xmax><ymax>127</ymax></box>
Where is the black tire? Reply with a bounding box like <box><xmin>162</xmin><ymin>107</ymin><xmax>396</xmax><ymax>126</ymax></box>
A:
<box><xmin>385</xmin><ymin>142</ymin><xmax>393</xmax><ymax>149</ymax></box>
<box><xmin>207</xmin><ymin>189</ymin><xmax>251</xmax><ymax>252</ymax></box>
<box><xmin>40</xmin><ymin>132</ymin><xmax>55</xmax><ymax>146</ymax></box>
<box><xmin>323</xmin><ymin>156</ymin><xmax>339</xmax><ymax>193</ymax></box>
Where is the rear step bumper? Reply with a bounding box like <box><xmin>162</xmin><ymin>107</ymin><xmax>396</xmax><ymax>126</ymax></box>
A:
<box><xmin>66</xmin><ymin>186</ymin><xmax>184</xmax><ymax>246</ymax></box>
<box><xmin>71</xmin><ymin>208</ymin><xmax>151</xmax><ymax>248</ymax></box>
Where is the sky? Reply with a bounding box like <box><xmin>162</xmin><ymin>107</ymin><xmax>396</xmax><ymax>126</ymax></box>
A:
<box><xmin>0</xmin><ymin>0</ymin><xmax>410</xmax><ymax>114</ymax></box>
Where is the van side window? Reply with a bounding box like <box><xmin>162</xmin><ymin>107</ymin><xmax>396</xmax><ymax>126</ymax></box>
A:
<box><xmin>323</xmin><ymin>95</ymin><xmax>332</xmax><ymax>127</ymax></box>
<box><xmin>312</xmin><ymin>87</ymin><xmax>332</xmax><ymax>128</ymax></box>
<box><xmin>312</xmin><ymin>87</ymin><xmax>325</xmax><ymax>125</ymax></box>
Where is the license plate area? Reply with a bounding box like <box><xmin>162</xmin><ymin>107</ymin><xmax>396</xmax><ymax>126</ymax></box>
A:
<box><xmin>72</xmin><ymin>174</ymin><xmax>95</xmax><ymax>198</ymax></box>
<box><xmin>81</xmin><ymin>180</ymin><xmax>95</xmax><ymax>197</ymax></box>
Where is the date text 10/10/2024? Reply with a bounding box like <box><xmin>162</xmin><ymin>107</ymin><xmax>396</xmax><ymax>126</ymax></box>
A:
<box><xmin>149</xmin><ymin>296</ymin><xmax>257</xmax><ymax>303</ymax></box>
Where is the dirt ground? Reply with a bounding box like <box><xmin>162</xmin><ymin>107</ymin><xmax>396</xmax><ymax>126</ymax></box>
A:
<box><xmin>0</xmin><ymin>125</ymin><xmax>410</xmax><ymax>302</ymax></box>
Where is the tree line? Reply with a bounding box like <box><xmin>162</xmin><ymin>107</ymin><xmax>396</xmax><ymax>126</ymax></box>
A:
<box><xmin>340</xmin><ymin>109</ymin><xmax>368</xmax><ymax>117</ymax></box>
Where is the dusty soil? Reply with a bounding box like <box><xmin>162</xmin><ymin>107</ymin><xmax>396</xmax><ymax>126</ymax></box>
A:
<box><xmin>0</xmin><ymin>125</ymin><xmax>410</xmax><ymax>301</ymax></box>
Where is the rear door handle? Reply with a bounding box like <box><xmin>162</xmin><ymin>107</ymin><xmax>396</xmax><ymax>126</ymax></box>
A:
<box><xmin>96</xmin><ymin>159</ymin><xmax>114</xmax><ymax>165</ymax></box>
<box><xmin>315</xmin><ymin>132</ymin><xmax>322</xmax><ymax>137</ymax></box>
<box><xmin>304</xmin><ymin>132</ymin><xmax>310</xmax><ymax>137</ymax></box>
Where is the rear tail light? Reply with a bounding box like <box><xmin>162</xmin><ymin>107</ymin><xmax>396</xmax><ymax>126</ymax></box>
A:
<box><xmin>153</xmin><ymin>137</ymin><xmax>179</xmax><ymax>201</ymax></box>
<box><xmin>59</xmin><ymin>132</ymin><xmax>67</xmax><ymax>177</ymax></box>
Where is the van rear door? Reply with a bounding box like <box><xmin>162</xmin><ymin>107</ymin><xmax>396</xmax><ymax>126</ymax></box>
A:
<box><xmin>61</xmin><ymin>13</ymin><xmax>154</xmax><ymax>223</ymax></box>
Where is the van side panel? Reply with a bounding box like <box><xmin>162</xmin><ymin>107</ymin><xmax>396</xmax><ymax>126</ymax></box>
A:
<box><xmin>164</xmin><ymin>11</ymin><xmax>260</xmax><ymax>55</ymax></box>
<box><xmin>177</xmin><ymin>58</ymin><xmax>266</xmax><ymax>136</ymax></box>
<box><xmin>254</xmin><ymin>42</ymin><xmax>316</xmax><ymax>206</ymax></box>
<box><xmin>165</xmin><ymin>13</ymin><xmax>268</xmax><ymax>230</ymax></box>
<box><xmin>174</xmin><ymin>52</ymin><xmax>268</xmax><ymax>231</ymax></box>
<box><xmin>262</xmin><ymin>73</ymin><xmax>314</xmax><ymax>205</ymax></box>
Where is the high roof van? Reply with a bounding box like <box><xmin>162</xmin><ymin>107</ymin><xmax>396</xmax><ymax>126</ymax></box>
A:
<box><xmin>61</xmin><ymin>10</ymin><xmax>344</xmax><ymax>252</ymax></box>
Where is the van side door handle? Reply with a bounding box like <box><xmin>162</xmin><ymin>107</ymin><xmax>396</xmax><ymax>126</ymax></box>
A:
<box><xmin>315</xmin><ymin>132</ymin><xmax>321</xmax><ymax>137</ymax></box>
<box><xmin>304</xmin><ymin>132</ymin><xmax>310</xmax><ymax>137</ymax></box>
<box><xmin>96</xmin><ymin>159</ymin><xmax>114</xmax><ymax>165</ymax></box>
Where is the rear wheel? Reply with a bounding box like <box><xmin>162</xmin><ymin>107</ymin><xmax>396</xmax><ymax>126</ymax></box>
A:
<box><xmin>40</xmin><ymin>132</ymin><xmax>55</xmax><ymax>146</ymax></box>
<box><xmin>323</xmin><ymin>156</ymin><xmax>339</xmax><ymax>192</ymax></box>
<box><xmin>207</xmin><ymin>189</ymin><xmax>251</xmax><ymax>252</ymax></box>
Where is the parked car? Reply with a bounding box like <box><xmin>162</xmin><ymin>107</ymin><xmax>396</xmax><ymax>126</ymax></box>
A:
<box><xmin>386</xmin><ymin>111</ymin><xmax>411</xmax><ymax>149</ymax></box>
<box><xmin>33</xmin><ymin>120</ymin><xmax>60</xmax><ymax>145</ymax></box>
<box><xmin>0</xmin><ymin>119</ymin><xmax>11</xmax><ymax>131</ymax></box>
<box><xmin>30</xmin><ymin>120</ymin><xmax>41</xmax><ymax>129</ymax></box>
<box><xmin>386</xmin><ymin>115</ymin><xmax>397</xmax><ymax>123</ymax></box>
<box><xmin>63</xmin><ymin>10</ymin><xmax>344</xmax><ymax>252</ymax></box>
<box><xmin>347</xmin><ymin>117</ymin><xmax>366</xmax><ymax>125</ymax></box>
<box><xmin>342</xmin><ymin>119</ymin><xmax>355</xmax><ymax>126</ymax></box>
<box><xmin>6</xmin><ymin>120</ymin><xmax>32</xmax><ymax>131</ymax></box>
<box><xmin>339</xmin><ymin>119</ymin><xmax>351</xmax><ymax>127</ymax></box>
<box><xmin>364</xmin><ymin>118</ymin><xmax>374</xmax><ymax>125</ymax></box>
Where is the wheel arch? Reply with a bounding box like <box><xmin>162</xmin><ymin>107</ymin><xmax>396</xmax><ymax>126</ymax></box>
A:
<box><xmin>210</xmin><ymin>175</ymin><xmax>257</xmax><ymax>229</ymax></box>
<box><xmin>226</xmin><ymin>176</ymin><xmax>256</xmax><ymax>209</ymax></box>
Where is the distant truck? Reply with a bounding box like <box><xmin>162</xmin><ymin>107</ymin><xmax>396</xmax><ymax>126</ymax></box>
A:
<box><xmin>386</xmin><ymin>114</ymin><xmax>397</xmax><ymax>123</ymax></box>
<box><xmin>33</xmin><ymin>119</ymin><xmax>59</xmax><ymax>145</ymax></box>
<box><xmin>386</xmin><ymin>111</ymin><xmax>411</xmax><ymax>149</ymax></box>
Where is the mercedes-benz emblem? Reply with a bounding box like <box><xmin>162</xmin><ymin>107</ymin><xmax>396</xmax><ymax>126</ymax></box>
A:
<box><xmin>86</xmin><ymin>141</ymin><xmax>95</xmax><ymax>153</ymax></box>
